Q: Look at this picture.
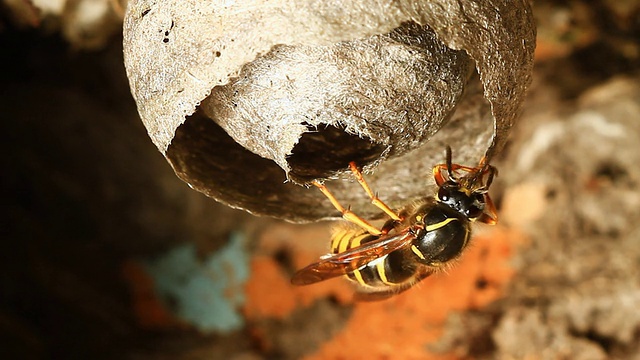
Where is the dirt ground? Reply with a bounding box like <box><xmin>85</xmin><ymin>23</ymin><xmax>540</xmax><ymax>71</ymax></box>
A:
<box><xmin>1</xmin><ymin>1</ymin><xmax>639</xmax><ymax>359</ymax></box>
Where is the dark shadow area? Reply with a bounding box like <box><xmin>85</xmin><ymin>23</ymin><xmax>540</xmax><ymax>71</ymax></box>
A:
<box><xmin>288</xmin><ymin>124</ymin><xmax>386</xmax><ymax>181</ymax></box>
<box><xmin>166</xmin><ymin>112</ymin><xmax>333</xmax><ymax>221</ymax></box>
<box><xmin>0</xmin><ymin>25</ymin><xmax>255</xmax><ymax>360</ymax></box>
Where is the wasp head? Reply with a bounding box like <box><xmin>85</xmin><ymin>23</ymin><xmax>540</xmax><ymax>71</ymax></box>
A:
<box><xmin>434</xmin><ymin>146</ymin><xmax>497</xmax><ymax>222</ymax></box>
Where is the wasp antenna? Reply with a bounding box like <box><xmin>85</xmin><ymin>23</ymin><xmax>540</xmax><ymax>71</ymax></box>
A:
<box><xmin>445</xmin><ymin>145</ymin><xmax>456</xmax><ymax>181</ymax></box>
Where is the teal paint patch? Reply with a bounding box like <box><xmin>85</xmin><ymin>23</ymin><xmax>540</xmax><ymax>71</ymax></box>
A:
<box><xmin>143</xmin><ymin>233</ymin><xmax>250</xmax><ymax>333</ymax></box>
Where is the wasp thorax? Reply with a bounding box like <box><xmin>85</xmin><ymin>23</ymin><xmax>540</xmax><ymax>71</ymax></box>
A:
<box><xmin>408</xmin><ymin>201</ymin><xmax>470</xmax><ymax>266</ymax></box>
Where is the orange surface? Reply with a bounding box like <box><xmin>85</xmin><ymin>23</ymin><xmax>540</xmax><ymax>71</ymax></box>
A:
<box><xmin>243</xmin><ymin>223</ymin><xmax>521</xmax><ymax>359</ymax></box>
<box><xmin>243</xmin><ymin>252</ymin><xmax>354</xmax><ymax>321</ymax></box>
<box><xmin>121</xmin><ymin>260</ymin><xmax>186</xmax><ymax>330</ymax></box>
<box><xmin>243</xmin><ymin>223</ymin><xmax>355</xmax><ymax>321</ymax></box>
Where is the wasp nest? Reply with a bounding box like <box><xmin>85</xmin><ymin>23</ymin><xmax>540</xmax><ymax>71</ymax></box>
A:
<box><xmin>123</xmin><ymin>0</ymin><xmax>535</xmax><ymax>221</ymax></box>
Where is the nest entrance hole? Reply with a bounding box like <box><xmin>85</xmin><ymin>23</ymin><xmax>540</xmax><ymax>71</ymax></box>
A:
<box><xmin>288</xmin><ymin>124</ymin><xmax>386</xmax><ymax>182</ymax></box>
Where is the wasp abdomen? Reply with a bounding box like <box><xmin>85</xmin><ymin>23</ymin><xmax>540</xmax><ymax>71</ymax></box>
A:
<box><xmin>330</xmin><ymin>228</ymin><xmax>417</xmax><ymax>289</ymax></box>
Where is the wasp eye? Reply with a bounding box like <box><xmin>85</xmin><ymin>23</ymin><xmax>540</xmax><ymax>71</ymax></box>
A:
<box><xmin>437</xmin><ymin>187</ymin><xmax>449</xmax><ymax>201</ymax></box>
<box><xmin>438</xmin><ymin>181</ymin><xmax>458</xmax><ymax>201</ymax></box>
<box><xmin>466</xmin><ymin>205</ymin><xmax>483</xmax><ymax>219</ymax></box>
<box><xmin>466</xmin><ymin>194</ymin><xmax>486</xmax><ymax>219</ymax></box>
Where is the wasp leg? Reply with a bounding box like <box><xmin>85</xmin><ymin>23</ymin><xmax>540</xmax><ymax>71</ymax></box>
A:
<box><xmin>478</xmin><ymin>155</ymin><xmax>489</xmax><ymax>167</ymax></box>
<box><xmin>376</xmin><ymin>218</ymin><xmax>399</xmax><ymax>236</ymax></box>
<box><xmin>433</xmin><ymin>163</ymin><xmax>484</xmax><ymax>185</ymax></box>
<box><xmin>312</xmin><ymin>181</ymin><xmax>382</xmax><ymax>236</ymax></box>
<box><xmin>348</xmin><ymin>162</ymin><xmax>402</xmax><ymax>221</ymax></box>
<box><xmin>449</xmin><ymin>164</ymin><xmax>483</xmax><ymax>173</ymax></box>
<box><xmin>484</xmin><ymin>165</ymin><xmax>498</xmax><ymax>188</ymax></box>
<box><xmin>432</xmin><ymin>163</ymin><xmax>449</xmax><ymax>186</ymax></box>
<box><xmin>478</xmin><ymin>193</ymin><xmax>498</xmax><ymax>225</ymax></box>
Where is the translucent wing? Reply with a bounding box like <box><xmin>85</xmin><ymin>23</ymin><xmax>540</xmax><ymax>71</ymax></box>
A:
<box><xmin>291</xmin><ymin>231</ymin><xmax>416</xmax><ymax>286</ymax></box>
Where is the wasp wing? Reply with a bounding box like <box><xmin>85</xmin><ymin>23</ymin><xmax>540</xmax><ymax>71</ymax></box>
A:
<box><xmin>291</xmin><ymin>231</ymin><xmax>416</xmax><ymax>286</ymax></box>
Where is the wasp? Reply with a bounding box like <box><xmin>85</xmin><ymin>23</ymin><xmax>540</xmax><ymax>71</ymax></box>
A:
<box><xmin>291</xmin><ymin>146</ymin><xmax>498</xmax><ymax>300</ymax></box>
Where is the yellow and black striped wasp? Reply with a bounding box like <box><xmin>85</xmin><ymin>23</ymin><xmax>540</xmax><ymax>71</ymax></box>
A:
<box><xmin>291</xmin><ymin>146</ymin><xmax>498</xmax><ymax>300</ymax></box>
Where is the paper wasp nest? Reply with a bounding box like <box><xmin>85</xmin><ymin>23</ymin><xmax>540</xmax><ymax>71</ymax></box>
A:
<box><xmin>123</xmin><ymin>0</ymin><xmax>535</xmax><ymax>221</ymax></box>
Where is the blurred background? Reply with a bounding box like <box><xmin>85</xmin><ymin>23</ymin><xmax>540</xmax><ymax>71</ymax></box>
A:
<box><xmin>1</xmin><ymin>0</ymin><xmax>639</xmax><ymax>359</ymax></box>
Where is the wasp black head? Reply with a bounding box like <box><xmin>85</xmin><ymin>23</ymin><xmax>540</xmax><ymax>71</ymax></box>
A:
<box><xmin>436</xmin><ymin>181</ymin><xmax>486</xmax><ymax>220</ymax></box>
<box><xmin>433</xmin><ymin>146</ymin><xmax>497</xmax><ymax>222</ymax></box>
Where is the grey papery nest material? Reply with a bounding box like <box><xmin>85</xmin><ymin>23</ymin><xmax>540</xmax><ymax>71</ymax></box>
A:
<box><xmin>123</xmin><ymin>0</ymin><xmax>536</xmax><ymax>221</ymax></box>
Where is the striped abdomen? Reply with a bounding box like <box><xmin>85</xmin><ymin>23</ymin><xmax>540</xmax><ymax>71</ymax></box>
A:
<box><xmin>330</xmin><ymin>228</ymin><xmax>418</xmax><ymax>290</ymax></box>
